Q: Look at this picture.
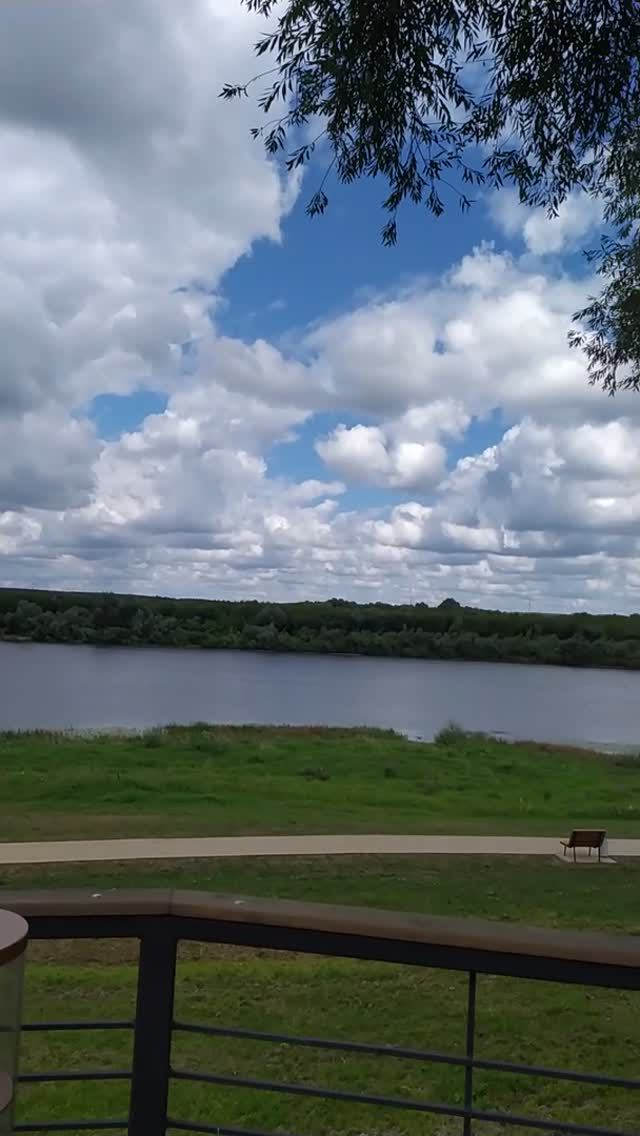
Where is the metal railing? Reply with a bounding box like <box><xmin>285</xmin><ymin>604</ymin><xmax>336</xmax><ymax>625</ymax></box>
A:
<box><xmin>3</xmin><ymin>888</ymin><xmax>640</xmax><ymax>1136</ymax></box>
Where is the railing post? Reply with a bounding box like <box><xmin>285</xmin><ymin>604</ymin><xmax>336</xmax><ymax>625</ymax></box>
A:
<box><xmin>463</xmin><ymin>970</ymin><xmax>477</xmax><ymax>1136</ymax></box>
<box><xmin>128</xmin><ymin>921</ymin><xmax>177</xmax><ymax>1136</ymax></box>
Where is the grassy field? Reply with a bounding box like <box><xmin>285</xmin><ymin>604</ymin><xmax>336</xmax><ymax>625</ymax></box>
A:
<box><xmin>2</xmin><ymin>723</ymin><xmax>640</xmax><ymax>840</ymax></box>
<box><xmin>9</xmin><ymin>856</ymin><xmax>640</xmax><ymax>1136</ymax></box>
<box><xmin>5</xmin><ymin>725</ymin><xmax>640</xmax><ymax>1133</ymax></box>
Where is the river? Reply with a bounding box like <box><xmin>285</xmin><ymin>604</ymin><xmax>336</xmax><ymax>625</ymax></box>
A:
<box><xmin>0</xmin><ymin>640</ymin><xmax>639</xmax><ymax>747</ymax></box>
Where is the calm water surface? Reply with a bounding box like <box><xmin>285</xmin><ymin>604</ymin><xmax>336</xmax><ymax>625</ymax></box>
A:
<box><xmin>0</xmin><ymin>640</ymin><xmax>639</xmax><ymax>747</ymax></box>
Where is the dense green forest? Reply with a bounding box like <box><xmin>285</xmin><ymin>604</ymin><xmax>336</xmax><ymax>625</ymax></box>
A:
<box><xmin>1</xmin><ymin>588</ymin><xmax>640</xmax><ymax>669</ymax></box>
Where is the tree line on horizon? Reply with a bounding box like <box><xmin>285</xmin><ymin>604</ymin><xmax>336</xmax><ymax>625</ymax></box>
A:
<box><xmin>1</xmin><ymin>588</ymin><xmax>640</xmax><ymax>670</ymax></box>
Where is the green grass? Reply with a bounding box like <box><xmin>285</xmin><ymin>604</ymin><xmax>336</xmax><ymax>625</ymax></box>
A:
<box><xmin>6</xmin><ymin>725</ymin><xmax>640</xmax><ymax>1132</ymax></box>
<box><xmin>5</xmin><ymin>853</ymin><xmax>640</xmax><ymax>932</ymax></box>
<box><xmin>11</xmin><ymin>855</ymin><xmax>640</xmax><ymax>1136</ymax></box>
<box><xmin>18</xmin><ymin>955</ymin><xmax>640</xmax><ymax>1136</ymax></box>
<box><xmin>2</xmin><ymin>724</ymin><xmax>640</xmax><ymax>840</ymax></box>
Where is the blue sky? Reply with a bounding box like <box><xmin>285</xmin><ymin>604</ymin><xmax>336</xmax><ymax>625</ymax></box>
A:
<box><xmin>1</xmin><ymin>0</ymin><xmax>638</xmax><ymax>614</ymax></box>
<box><xmin>90</xmin><ymin>178</ymin><xmax>514</xmax><ymax>482</ymax></box>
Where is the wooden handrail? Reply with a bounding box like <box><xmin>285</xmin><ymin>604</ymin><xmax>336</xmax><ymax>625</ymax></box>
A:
<box><xmin>2</xmin><ymin>888</ymin><xmax>640</xmax><ymax>970</ymax></box>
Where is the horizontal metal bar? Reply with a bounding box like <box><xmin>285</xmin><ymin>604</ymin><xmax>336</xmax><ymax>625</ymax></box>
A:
<box><xmin>172</xmin><ymin>1020</ymin><xmax>640</xmax><ymax>1091</ymax></box>
<box><xmin>174</xmin><ymin>914</ymin><xmax>640</xmax><ymax>989</ymax></box>
<box><xmin>22</xmin><ymin>1022</ymin><xmax>133</xmax><ymax>1033</ymax></box>
<box><xmin>20</xmin><ymin>913</ymin><xmax>168</xmax><ymax>942</ymax></box>
<box><xmin>168</xmin><ymin>1122</ymin><xmax>303</xmax><ymax>1136</ymax></box>
<box><xmin>15</xmin><ymin>1124</ymin><xmax>128</xmax><ymax>1132</ymax></box>
<box><xmin>171</xmin><ymin>1065</ymin><xmax>453</xmax><ymax>1115</ymax></box>
<box><xmin>18</xmin><ymin>1071</ymin><xmax>131</xmax><ymax>1084</ymax></box>
<box><xmin>170</xmin><ymin>1068</ymin><xmax>632</xmax><ymax>1136</ymax></box>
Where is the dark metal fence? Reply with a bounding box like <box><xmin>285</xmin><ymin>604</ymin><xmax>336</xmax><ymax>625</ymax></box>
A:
<box><xmin>4</xmin><ymin>889</ymin><xmax>640</xmax><ymax>1136</ymax></box>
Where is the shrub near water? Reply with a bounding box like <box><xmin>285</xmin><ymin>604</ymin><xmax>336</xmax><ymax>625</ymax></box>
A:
<box><xmin>433</xmin><ymin>720</ymin><xmax>470</xmax><ymax>746</ymax></box>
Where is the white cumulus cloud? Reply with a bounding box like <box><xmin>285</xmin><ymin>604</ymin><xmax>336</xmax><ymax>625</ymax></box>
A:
<box><xmin>1</xmin><ymin>1</ymin><xmax>640</xmax><ymax>615</ymax></box>
<box><xmin>490</xmin><ymin>189</ymin><xmax>603</xmax><ymax>256</ymax></box>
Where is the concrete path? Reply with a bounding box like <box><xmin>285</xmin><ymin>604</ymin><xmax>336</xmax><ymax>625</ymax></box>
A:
<box><xmin>1</xmin><ymin>834</ymin><xmax>639</xmax><ymax>865</ymax></box>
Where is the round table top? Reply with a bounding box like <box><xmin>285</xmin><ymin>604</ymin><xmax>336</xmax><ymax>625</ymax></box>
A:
<box><xmin>0</xmin><ymin>1071</ymin><xmax>13</xmax><ymax>1113</ymax></box>
<box><xmin>0</xmin><ymin>909</ymin><xmax>28</xmax><ymax>967</ymax></box>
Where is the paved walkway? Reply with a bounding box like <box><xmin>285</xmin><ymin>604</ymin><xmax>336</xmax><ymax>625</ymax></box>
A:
<box><xmin>1</xmin><ymin>834</ymin><xmax>639</xmax><ymax>865</ymax></box>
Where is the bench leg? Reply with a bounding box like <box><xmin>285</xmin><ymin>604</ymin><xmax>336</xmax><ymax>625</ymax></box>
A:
<box><xmin>589</xmin><ymin>846</ymin><xmax>592</xmax><ymax>856</ymax></box>
<box><xmin>573</xmin><ymin>847</ymin><xmax>576</xmax><ymax>862</ymax></box>
<box><xmin>563</xmin><ymin>845</ymin><xmax>567</xmax><ymax>857</ymax></box>
<box><xmin>598</xmin><ymin>846</ymin><xmax>601</xmax><ymax>863</ymax></box>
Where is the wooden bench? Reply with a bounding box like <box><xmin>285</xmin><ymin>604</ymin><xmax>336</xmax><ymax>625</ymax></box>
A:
<box><xmin>561</xmin><ymin>829</ymin><xmax>607</xmax><ymax>862</ymax></box>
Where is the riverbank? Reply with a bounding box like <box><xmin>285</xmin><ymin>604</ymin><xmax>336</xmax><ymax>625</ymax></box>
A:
<box><xmin>6</xmin><ymin>632</ymin><xmax>640</xmax><ymax>675</ymax></box>
<box><xmin>3</xmin><ymin>724</ymin><xmax>640</xmax><ymax>841</ymax></box>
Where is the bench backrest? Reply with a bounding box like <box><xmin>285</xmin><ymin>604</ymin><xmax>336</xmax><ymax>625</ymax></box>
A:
<box><xmin>567</xmin><ymin>829</ymin><xmax>606</xmax><ymax>848</ymax></box>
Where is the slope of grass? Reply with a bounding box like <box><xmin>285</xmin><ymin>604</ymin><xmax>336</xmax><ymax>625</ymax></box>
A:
<box><xmin>2</xmin><ymin>724</ymin><xmax>640</xmax><ymax>840</ymax></box>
